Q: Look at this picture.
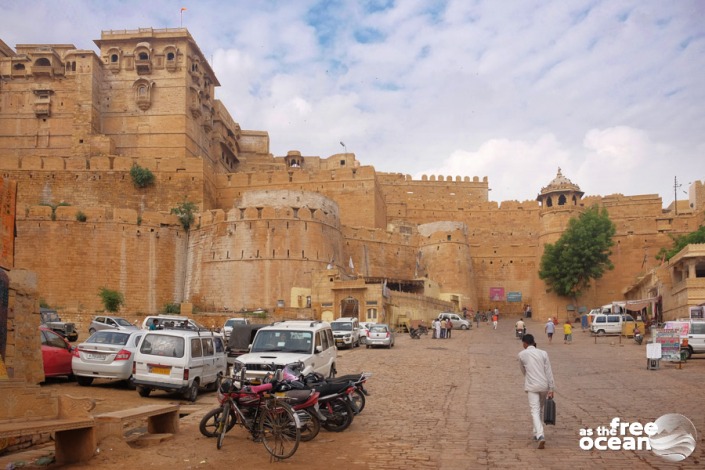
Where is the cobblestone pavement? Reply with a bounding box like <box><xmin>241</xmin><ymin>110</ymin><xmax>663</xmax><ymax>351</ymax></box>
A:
<box><xmin>27</xmin><ymin>317</ymin><xmax>705</xmax><ymax>469</ymax></box>
<box><xmin>333</xmin><ymin>317</ymin><xmax>705</xmax><ymax>469</ymax></box>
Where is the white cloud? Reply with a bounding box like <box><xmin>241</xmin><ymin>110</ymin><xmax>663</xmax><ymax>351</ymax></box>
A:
<box><xmin>0</xmin><ymin>0</ymin><xmax>703</xmax><ymax>207</ymax></box>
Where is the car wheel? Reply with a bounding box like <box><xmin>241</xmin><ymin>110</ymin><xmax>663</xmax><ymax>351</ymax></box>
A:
<box><xmin>89</xmin><ymin>328</ymin><xmax>96</xmax><ymax>335</ymax></box>
<box><xmin>138</xmin><ymin>386</ymin><xmax>151</xmax><ymax>398</ymax></box>
<box><xmin>328</xmin><ymin>364</ymin><xmax>337</xmax><ymax>379</ymax></box>
<box><xmin>76</xmin><ymin>376</ymin><xmax>94</xmax><ymax>387</ymax></box>
<box><xmin>185</xmin><ymin>380</ymin><xmax>199</xmax><ymax>402</ymax></box>
<box><xmin>461</xmin><ymin>325</ymin><xmax>468</xmax><ymax>330</ymax></box>
<box><xmin>597</xmin><ymin>329</ymin><xmax>606</xmax><ymax>336</ymax></box>
<box><xmin>366</xmin><ymin>345</ymin><xmax>370</xmax><ymax>349</ymax></box>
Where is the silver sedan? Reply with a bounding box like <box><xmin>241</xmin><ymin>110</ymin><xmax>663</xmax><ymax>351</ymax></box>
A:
<box><xmin>71</xmin><ymin>330</ymin><xmax>143</xmax><ymax>387</ymax></box>
<box><xmin>365</xmin><ymin>324</ymin><xmax>395</xmax><ymax>349</ymax></box>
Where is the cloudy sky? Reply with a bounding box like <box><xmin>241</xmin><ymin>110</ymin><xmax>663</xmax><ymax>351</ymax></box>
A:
<box><xmin>1</xmin><ymin>0</ymin><xmax>703</xmax><ymax>206</ymax></box>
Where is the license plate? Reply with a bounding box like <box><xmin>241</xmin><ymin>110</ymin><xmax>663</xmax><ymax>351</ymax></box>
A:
<box><xmin>86</xmin><ymin>353</ymin><xmax>106</xmax><ymax>360</ymax></box>
<box><xmin>151</xmin><ymin>366</ymin><xmax>171</xmax><ymax>375</ymax></box>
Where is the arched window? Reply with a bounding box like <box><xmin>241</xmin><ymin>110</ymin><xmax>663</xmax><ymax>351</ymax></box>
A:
<box><xmin>110</xmin><ymin>54</ymin><xmax>118</xmax><ymax>63</ymax></box>
<box><xmin>167</xmin><ymin>52</ymin><xmax>175</xmax><ymax>60</ymax></box>
<box><xmin>13</xmin><ymin>63</ymin><xmax>25</xmax><ymax>71</ymax></box>
<box><xmin>34</xmin><ymin>58</ymin><xmax>51</xmax><ymax>66</ymax></box>
<box><xmin>139</xmin><ymin>52</ymin><xmax>149</xmax><ymax>60</ymax></box>
<box><xmin>558</xmin><ymin>194</ymin><xmax>567</xmax><ymax>205</ymax></box>
<box><xmin>546</xmin><ymin>197</ymin><xmax>553</xmax><ymax>207</ymax></box>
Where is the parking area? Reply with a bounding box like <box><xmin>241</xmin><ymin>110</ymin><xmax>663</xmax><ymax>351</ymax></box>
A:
<box><xmin>20</xmin><ymin>317</ymin><xmax>705</xmax><ymax>468</ymax></box>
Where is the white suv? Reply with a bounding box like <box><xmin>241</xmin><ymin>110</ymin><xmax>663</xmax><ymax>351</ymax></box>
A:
<box><xmin>234</xmin><ymin>321</ymin><xmax>337</xmax><ymax>380</ymax></box>
<box><xmin>331</xmin><ymin>317</ymin><xmax>361</xmax><ymax>349</ymax></box>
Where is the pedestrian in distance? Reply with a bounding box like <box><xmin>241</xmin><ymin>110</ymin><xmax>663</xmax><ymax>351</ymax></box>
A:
<box><xmin>518</xmin><ymin>334</ymin><xmax>555</xmax><ymax>449</ymax></box>
<box><xmin>431</xmin><ymin>318</ymin><xmax>438</xmax><ymax>339</ymax></box>
<box><xmin>563</xmin><ymin>320</ymin><xmax>573</xmax><ymax>344</ymax></box>
<box><xmin>440</xmin><ymin>318</ymin><xmax>446</xmax><ymax>339</ymax></box>
<box><xmin>581</xmin><ymin>312</ymin><xmax>589</xmax><ymax>332</ymax></box>
<box><xmin>545</xmin><ymin>318</ymin><xmax>555</xmax><ymax>343</ymax></box>
<box><xmin>515</xmin><ymin>318</ymin><xmax>526</xmax><ymax>338</ymax></box>
<box><xmin>492</xmin><ymin>313</ymin><xmax>498</xmax><ymax>330</ymax></box>
<box><xmin>446</xmin><ymin>318</ymin><xmax>453</xmax><ymax>339</ymax></box>
<box><xmin>475</xmin><ymin>311</ymin><xmax>481</xmax><ymax>329</ymax></box>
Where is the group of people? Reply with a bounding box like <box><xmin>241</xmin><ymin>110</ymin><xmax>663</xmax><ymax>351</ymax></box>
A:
<box><xmin>543</xmin><ymin>317</ymin><xmax>573</xmax><ymax>344</ymax></box>
<box><xmin>431</xmin><ymin>317</ymin><xmax>454</xmax><ymax>339</ymax></box>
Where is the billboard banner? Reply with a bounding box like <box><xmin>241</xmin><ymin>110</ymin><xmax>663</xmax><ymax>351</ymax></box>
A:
<box><xmin>507</xmin><ymin>292</ymin><xmax>522</xmax><ymax>303</ymax></box>
<box><xmin>489</xmin><ymin>287</ymin><xmax>505</xmax><ymax>301</ymax></box>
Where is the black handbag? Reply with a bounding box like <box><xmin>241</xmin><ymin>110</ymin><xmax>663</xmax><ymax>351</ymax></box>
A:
<box><xmin>543</xmin><ymin>397</ymin><xmax>556</xmax><ymax>425</ymax></box>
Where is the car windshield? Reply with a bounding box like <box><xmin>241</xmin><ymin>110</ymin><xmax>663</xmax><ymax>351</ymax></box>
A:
<box><xmin>114</xmin><ymin>318</ymin><xmax>133</xmax><ymax>327</ymax></box>
<box><xmin>331</xmin><ymin>322</ymin><xmax>352</xmax><ymax>331</ymax></box>
<box><xmin>370</xmin><ymin>326</ymin><xmax>387</xmax><ymax>333</ymax></box>
<box><xmin>251</xmin><ymin>330</ymin><xmax>313</xmax><ymax>353</ymax></box>
<box><xmin>225</xmin><ymin>319</ymin><xmax>247</xmax><ymax>327</ymax></box>
<box><xmin>42</xmin><ymin>311</ymin><xmax>60</xmax><ymax>322</ymax></box>
<box><xmin>87</xmin><ymin>331</ymin><xmax>131</xmax><ymax>345</ymax></box>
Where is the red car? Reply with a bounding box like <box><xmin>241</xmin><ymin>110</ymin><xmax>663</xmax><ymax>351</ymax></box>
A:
<box><xmin>40</xmin><ymin>326</ymin><xmax>74</xmax><ymax>379</ymax></box>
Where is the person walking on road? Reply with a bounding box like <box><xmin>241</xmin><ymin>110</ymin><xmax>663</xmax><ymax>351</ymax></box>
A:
<box><xmin>492</xmin><ymin>313</ymin><xmax>498</xmax><ymax>330</ymax></box>
<box><xmin>545</xmin><ymin>318</ymin><xmax>555</xmax><ymax>343</ymax></box>
<box><xmin>445</xmin><ymin>318</ymin><xmax>453</xmax><ymax>339</ymax></box>
<box><xmin>475</xmin><ymin>311</ymin><xmax>481</xmax><ymax>329</ymax></box>
<box><xmin>563</xmin><ymin>320</ymin><xmax>573</xmax><ymax>344</ymax></box>
<box><xmin>518</xmin><ymin>334</ymin><xmax>555</xmax><ymax>449</ymax></box>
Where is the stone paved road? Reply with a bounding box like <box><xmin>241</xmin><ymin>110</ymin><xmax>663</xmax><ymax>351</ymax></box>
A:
<box><xmin>337</xmin><ymin>317</ymin><xmax>704</xmax><ymax>469</ymax></box>
<box><xmin>26</xmin><ymin>317</ymin><xmax>705</xmax><ymax>469</ymax></box>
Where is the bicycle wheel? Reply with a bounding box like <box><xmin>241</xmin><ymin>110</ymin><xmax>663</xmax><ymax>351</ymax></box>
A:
<box><xmin>200</xmin><ymin>406</ymin><xmax>237</xmax><ymax>438</ymax></box>
<box><xmin>216</xmin><ymin>402</ymin><xmax>231</xmax><ymax>450</ymax></box>
<box><xmin>259</xmin><ymin>401</ymin><xmax>300</xmax><ymax>459</ymax></box>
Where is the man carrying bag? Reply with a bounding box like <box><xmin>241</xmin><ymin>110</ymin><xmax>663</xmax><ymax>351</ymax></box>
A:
<box><xmin>518</xmin><ymin>334</ymin><xmax>555</xmax><ymax>449</ymax></box>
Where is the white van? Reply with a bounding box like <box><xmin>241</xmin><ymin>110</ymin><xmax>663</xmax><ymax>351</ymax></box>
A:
<box><xmin>590</xmin><ymin>313</ymin><xmax>637</xmax><ymax>336</ymax></box>
<box><xmin>132</xmin><ymin>329</ymin><xmax>227</xmax><ymax>402</ymax></box>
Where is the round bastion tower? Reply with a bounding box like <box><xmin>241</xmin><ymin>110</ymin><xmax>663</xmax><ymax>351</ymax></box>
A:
<box><xmin>532</xmin><ymin>169</ymin><xmax>585</xmax><ymax>322</ymax></box>
<box><xmin>417</xmin><ymin>221</ymin><xmax>477</xmax><ymax>311</ymax></box>
<box><xmin>185</xmin><ymin>190</ymin><xmax>345</xmax><ymax>311</ymax></box>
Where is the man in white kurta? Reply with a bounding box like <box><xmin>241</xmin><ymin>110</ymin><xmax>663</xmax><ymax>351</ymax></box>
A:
<box><xmin>518</xmin><ymin>334</ymin><xmax>555</xmax><ymax>449</ymax></box>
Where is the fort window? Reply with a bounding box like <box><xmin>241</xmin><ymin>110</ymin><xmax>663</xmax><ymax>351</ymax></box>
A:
<box><xmin>292</xmin><ymin>208</ymin><xmax>299</xmax><ymax>218</ymax></box>
<box><xmin>256</xmin><ymin>208</ymin><xmax>262</xmax><ymax>219</ymax></box>
<box><xmin>138</xmin><ymin>52</ymin><xmax>149</xmax><ymax>60</ymax></box>
<box><xmin>302</xmin><ymin>250</ymin><xmax>305</xmax><ymax>259</ymax></box>
<box><xmin>546</xmin><ymin>197</ymin><xmax>553</xmax><ymax>207</ymax></box>
<box><xmin>558</xmin><ymin>194</ymin><xmax>567</xmax><ymax>205</ymax></box>
<box><xmin>256</xmin><ymin>250</ymin><xmax>260</xmax><ymax>258</ymax></box>
<box><xmin>13</xmin><ymin>63</ymin><xmax>25</xmax><ymax>71</ymax></box>
<box><xmin>447</xmin><ymin>235</ymin><xmax>451</xmax><ymax>241</ymax></box>
<box><xmin>287</xmin><ymin>250</ymin><xmax>290</xmax><ymax>258</ymax></box>
<box><xmin>34</xmin><ymin>58</ymin><xmax>51</xmax><ymax>67</ymax></box>
<box><xmin>110</xmin><ymin>54</ymin><xmax>118</xmax><ymax>63</ymax></box>
<box><xmin>340</xmin><ymin>160</ymin><xmax>346</xmax><ymax>166</ymax></box>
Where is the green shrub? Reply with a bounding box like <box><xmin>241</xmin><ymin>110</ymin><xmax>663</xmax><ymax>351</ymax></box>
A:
<box><xmin>99</xmin><ymin>287</ymin><xmax>125</xmax><ymax>313</ymax></box>
<box><xmin>130</xmin><ymin>164</ymin><xmax>155</xmax><ymax>188</ymax></box>
<box><xmin>171</xmin><ymin>198</ymin><xmax>198</xmax><ymax>231</ymax></box>
<box><xmin>76</xmin><ymin>211</ymin><xmax>87</xmax><ymax>222</ymax></box>
<box><xmin>162</xmin><ymin>303</ymin><xmax>181</xmax><ymax>314</ymax></box>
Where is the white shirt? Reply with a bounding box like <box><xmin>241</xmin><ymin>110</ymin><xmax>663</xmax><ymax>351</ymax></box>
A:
<box><xmin>518</xmin><ymin>346</ymin><xmax>555</xmax><ymax>393</ymax></box>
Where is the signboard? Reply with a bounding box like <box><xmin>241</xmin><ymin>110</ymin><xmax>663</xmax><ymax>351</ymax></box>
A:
<box><xmin>655</xmin><ymin>329</ymin><xmax>682</xmax><ymax>362</ymax></box>
<box><xmin>506</xmin><ymin>292</ymin><xmax>522</xmax><ymax>303</ymax></box>
<box><xmin>690</xmin><ymin>306</ymin><xmax>704</xmax><ymax>319</ymax></box>
<box><xmin>489</xmin><ymin>287</ymin><xmax>505</xmax><ymax>301</ymax></box>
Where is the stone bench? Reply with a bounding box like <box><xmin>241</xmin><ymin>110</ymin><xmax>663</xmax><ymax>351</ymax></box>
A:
<box><xmin>0</xmin><ymin>394</ymin><xmax>96</xmax><ymax>465</ymax></box>
<box><xmin>95</xmin><ymin>404</ymin><xmax>180</xmax><ymax>441</ymax></box>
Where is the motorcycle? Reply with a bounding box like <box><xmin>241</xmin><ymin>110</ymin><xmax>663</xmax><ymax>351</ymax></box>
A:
<box><xmin>633</xmin><ymin>328</ymin><xmax>644</xmax><ymax>345</ymax></box>
<box><xmin>409</xmin><ymin>327</ymin><xmax>421</xmax><ymax>339</ymax></box>
<box><xmin>515</xmin><ymin>327</ymin><xmax>526</xmax><ymax>339</ymax></box>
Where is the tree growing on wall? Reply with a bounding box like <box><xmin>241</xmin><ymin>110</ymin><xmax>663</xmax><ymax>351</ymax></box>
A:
<box><xmin>130</xmin><ymin>164</ymin><xmax>155</xmax><ymax>188</ymax></box>
<box><xmin>99</xmin><ymin>287</ymin><xmax>125</xmax><ymax>313</ymax></box>
<box><xmin>171</xmin><ymin>198</ymin><xmax>198</xmax><ymax>231</ymax></box>
<box><xmin>656</xmin><ymin>225</ymin><xmax>705</xmax><ymax>261</ymax></box>
<box><xmin>539</xmin><ymin>205</ymin><xmax>616</xmax><ymax>299</ymax></box>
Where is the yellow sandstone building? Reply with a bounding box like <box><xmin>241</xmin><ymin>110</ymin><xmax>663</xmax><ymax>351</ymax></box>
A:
<box><xmin>1</xmin><ymin>28</ymin><xmax>704</xmax><ymax>330</ymax></box>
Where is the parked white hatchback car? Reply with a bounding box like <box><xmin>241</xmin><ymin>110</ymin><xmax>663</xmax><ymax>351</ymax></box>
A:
<box><xmin>234</xmin><ymin>320</ymin><xmax>337</xmax><ymax>380</ymax></box>
<box><xmin>72</xmin><ymin>329</ymin><xmax>144</xmax><ymax>388</ymax></box>
<box><xmin>88</xmin><ymin>315</ymin><xmax>139</xmax><ymax>335</ymax></box>
<box><xmin>132</xmin><ymin>329</ymin><xmax>227</xmax><ymax>402</ymax></box>
<box><xmin>366</xmin><ymin>324</ymin><xmax>395</xmax><ymax>349</ymax></box>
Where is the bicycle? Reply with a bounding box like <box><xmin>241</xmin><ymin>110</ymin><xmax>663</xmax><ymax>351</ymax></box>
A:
<box><xmin>210</xmin><ymin>369</ymin><xmax>301</xmax><ymax>459</ymax></box>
